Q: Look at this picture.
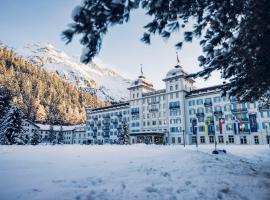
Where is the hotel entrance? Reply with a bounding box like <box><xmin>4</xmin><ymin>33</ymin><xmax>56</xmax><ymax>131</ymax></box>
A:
<box><xmin>130</xmin><ymin>132</ymin><xmax>165</xmax><ymax>144</ymax></box>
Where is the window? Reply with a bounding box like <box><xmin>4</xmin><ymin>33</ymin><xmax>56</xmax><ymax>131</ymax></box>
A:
<box><xmin>192</xmin><ymin>136</ymin><xmax>197</xmax><ymax>144</ymax></box>
<box><xmin>196</xmin><ymin>99</ymin><xmax>203</xmax><ymax>105</ymax></box>
<box><xmin>228</xmin><ymin>135</ymin><xmax>234</xmax><ymax>143</ymax></box>
<box><xmin>175</xmin><ymin>84</ymin><xmax>178</xmax><ymax>90</ymax></box>
<box><xmin>214</xmin><ymin>97</ymin><xmax>221</xmax><ymax>103</ymax></box>
<box><xmin>267</xmin><ymin>136</ymin><xmax>270</xmax><ymax>144</ymax></box>
<box><xmin>218</xmin><ymin>136</ymin><xmax>224</xmax><ymax>143</ymax></box>
<box><xmin>172</xmin><ymin>137</ymin><xmax>175</xmax><ymax>143</ymax></box>
<box><xmin>199</xmin><ymin>126</ymin><xmax>204</xmax><ymax>132</ymax></box>
<box><xmin>240</xmin><ymin>136</ymin><xmax>247</xmax><ymax>144</ymax></box>
<box><xmin>205</xmin><ymin>98</ymin><xmax>212</xmax><ymax>103</ymax></box>
<box><xmin>178</xmin><ymin>137</ymin><xmax>181</xmax><ymax>143</ymax></box>
<box><xmin>188</xmin><ymin>100</ymin><xmax>195</xmax><ymax>106</ymax></box>
<box><xmin>254</xmin><ymin>136</ymin><xmax>259</xmax><ymax>144</ymax></box>
<box><xmin>209</xmin><ymin>136</ymin><xmax>214</xmax><ymax>143</ymax></box>
<box><xmin>200</xmin><ymin>136</ymin><xmax>205</xmax><ymax>143</ymax></box>
<box><xmin>170</xmin><ymin>86</ymin><xmax>173</xmax><ymax>91</ymax></box>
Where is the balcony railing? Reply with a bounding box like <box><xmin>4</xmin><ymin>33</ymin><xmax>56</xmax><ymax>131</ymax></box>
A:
<box><xmin>102</xmin><ymin>120</ymin><xmax>110</xmax><ymax>125</ymax></box>
<box><xmin>231</xmin><ymin>108</ymin><xmax>248</xmax><ymax>113</ymax></box>
<box><xmin>131</xmin><ymin>111</ymin><xmax>139</xmax><ymax>115</ymax></box>
<box><xmin>117</xmin><ymin>113</ymin><xmax>123</xmax><ymax>118</ymax></box>
<box><xmin>239</xmin><ymin>129</ymin><xmax>250</xmax><ymax>133</ymax></box>
<box><xmin>169</xmin><ymin>105</ymin><xmax>180</xmax><ymax>109</ymax></box>
<box><xmin>103</xmin><ymin>115</ymin><xmax>110</xmax><ymax>119</ymax></box>
<box><xmin>214</xmin><ymin>111</ymin><xmax>223</xmax><ymax>116</ymax></box>
<box><xmin>103</xmin><ymin>133</ymin><xmax>110</xmax><ymax>138</ymax></box>
<box><xmin>149</xmin><ymin>108</ymin><xmax>159</xmax><ymax>112</ymax></box>
<box><xmin>204</xmin><ymin>102</ymin><xmax>212</xmax><ymax>107</ymax></box>
<box><xmin>196</xmin><ymin>112</ymin><xmax>205</xmax><ymax>118</ymax></box>
<box><xmin>148</xmin><ymin>101</ymin><xmax>160</xmax><ymax>105</ymax></box>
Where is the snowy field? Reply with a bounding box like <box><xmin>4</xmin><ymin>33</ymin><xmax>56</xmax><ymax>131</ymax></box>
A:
<box><xmin>0</xmin><ymin>145</ymin><xmax>269</xmax><ymax>200</ymax></box>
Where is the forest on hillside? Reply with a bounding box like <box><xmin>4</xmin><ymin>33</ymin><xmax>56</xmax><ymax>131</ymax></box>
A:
<box><xmin>0</xmin><ymin>47</ymin><xmax>106</xmax><ymax>125</ymax></box>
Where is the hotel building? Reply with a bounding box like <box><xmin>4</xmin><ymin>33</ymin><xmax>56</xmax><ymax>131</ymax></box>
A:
<box><xmin>86</xmin><ymin>64</ymin><xmax>270</xmax><ymax>145</ymax></box>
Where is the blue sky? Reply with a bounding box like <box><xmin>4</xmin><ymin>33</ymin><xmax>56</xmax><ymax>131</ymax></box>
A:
<box><xmin>0</xmin><ymin>0</ymin><xmax>222</xmax><ymax>89</ymax></box>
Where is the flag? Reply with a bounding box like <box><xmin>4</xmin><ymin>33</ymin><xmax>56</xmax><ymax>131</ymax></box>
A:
<box><xmin>233</xmin><ymin>120</ymin><xmax>240</xmax><ymax>134</ymax></box>
<box><xmin>192</xmin><ymin>119</ymin><xmax>197</xmax><ymax>135</ymax></box>
<box><xmin>249</xmin><ymin>114</ymin><xmax>257</xmax><ymax>132</ymax></box>
<box><xmin>205</xmin><ymin>120</ymin><xmax>209</xmax><ymax>136</ymax></box>
<box><xmin>219</xmin><ymin>118</ymin><xmax>225</xmax><ymax>134</ymax></box>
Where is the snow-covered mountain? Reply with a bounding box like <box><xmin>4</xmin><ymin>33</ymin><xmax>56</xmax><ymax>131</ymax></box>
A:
<box><xmin>17</xmin><ymin>43</ymin><xmax>131</xmax><ymax>101</ymax></box>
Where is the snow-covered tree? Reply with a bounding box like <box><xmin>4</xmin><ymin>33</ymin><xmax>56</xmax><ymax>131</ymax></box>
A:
<box><xmin>0</xmin><ymin>105</ymin><xmax>27</xmax><ymax>145</ymax></box>
<box><xmin>0</xmin><ymin>87</ymin><xmax>11</xmax><ymax>118</ymax></box>
<box><xmin>30</xmin><ymin>130</ymin><xmax>42</xmax><ymax>145</ymax></box>
<box><xmin>57</xmin><ymin>125</ymin><xmax>64</xmax><ymax>144</ymax></box>
<box><xmin>47</xmin><ymin>125</ymin><xmax>56</xmax><ymax>144</ymax></box>
<box><xmin>63</xmin><ymin>0</ymin><xmax>270</xmax><ymax>103</ymax></box>
<box><xmin>118</xmin><ymin>122</ymin><xmax>129</xmax><ymax>145</ymax></box>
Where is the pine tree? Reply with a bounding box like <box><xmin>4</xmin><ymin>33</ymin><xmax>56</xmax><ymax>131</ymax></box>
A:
<box><xmin>30</xmin><ymin>130</ymin><xmax>42</xmax><ymax>145</ymax></box>
<box><xmin>63</xmin><ymin>0</ymin><xmax>270</xmax><ymax>103</ymax></box>
<box><xmin>57</xmin><ymin>125</ymin><xmax>64</xmax><ymax>144</ymax></box>
<box><xmin>48</xmin><ymin>125</ymin><xmax>56</xmax><ymax>144</ymax></box>
<box><xmin>118</xmin><ymin>122</ymin><xmax>129</xmax><ymax>145</ymax></box>
<box><xmin>0</xmin><ymin>105</ymin><xmax>27</xmax><ymax>145</ymax></box>
<box><xmin>0</xmin><ymin>47</ymin><xmax>100</xmax><ymax>125</ymax></box>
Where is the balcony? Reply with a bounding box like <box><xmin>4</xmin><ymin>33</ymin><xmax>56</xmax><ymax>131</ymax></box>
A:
<box><xmin>102</xmin><ymin>120</ymin><xmax>110</xmax><ymax>125</ymax></box>
<box><xmin>231</xmin><ymin>108</ymin><xmax>248</xmax><ymax>113</ymax></box>
<box><xmin>103</xmin><ymin>133</ymin><xmax>110</xmax><ymax>138</ymax></box>
<box><xmin>131</xmin><ymin>111</ymin><xmax>139</xmax><ymax>115</ymax></box>
<box><xmin>204</xmin><ymin>102</ymin><xmax>212</xmax><ymax>107</ymax></box>
<box><xmin>239</xmin><ymin>118</ymin><xmax>249</xmax><ymax>122</ymax></box>
<box><xmin>117</xmin><ymin>114</ymin><xmax>123</xmax><ymax>118</ymax></box>
<box><xmin>214</xmin><ymin>111</ymin><xmax>223</xmax><ymax>116</ymax></box>
<box><xmin>148</xmin><ymin>101</ymin><xmax>160</xmax><ymax>105</ymax></box>
<box><xmin>196</xmin><ymin>112</ymin><xmax>205</xmax><ymax>118</ymax></box>
<box><xmin>169</xmin><ymin>105</ymin><xmax>180</xmax><ymax>110</ymax></box>
<box><xmin>149</xmin><ymin>108</ymin><xmax>159</xmax><ymax>112</ymax></box>
<box><xmin>103</xmin><ymin>115</ymin><xmax>110</xmax><ymax>119</ymax></box>
<box><xmin>102</xmin><ymin>126</ymin><xmax>110</xmax><ymax>131</ymax></box>
<box><xmin>239</xmin><ymin>129</ymin><xmax>250</xmax><ymax>134</ymax></box>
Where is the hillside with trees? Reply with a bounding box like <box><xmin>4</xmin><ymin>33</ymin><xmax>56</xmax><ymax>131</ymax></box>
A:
<box><xmin>0</xmin><ymin>47</ymin><xmax>105</xmax><ymax>125</ymax></box>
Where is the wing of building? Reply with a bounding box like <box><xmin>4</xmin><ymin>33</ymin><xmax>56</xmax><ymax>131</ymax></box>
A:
<box><xmin>86</xmin><ymin>64</ymin><xmax>270</xmax><ymax>145</ymax></box>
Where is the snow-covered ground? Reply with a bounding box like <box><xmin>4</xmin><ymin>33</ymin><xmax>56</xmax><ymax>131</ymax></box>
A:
<box><xmin>0</xmin><ymin>145</ymin><xmax>269</xmax><ymax>200</ymax></box>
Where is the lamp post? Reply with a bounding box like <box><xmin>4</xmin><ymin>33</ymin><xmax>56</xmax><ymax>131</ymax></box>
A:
<box><xmin>182</xmin><ymin>129</ymin><xmax>185</xmax><ymax>147</ymax></box>
<box><xmin>266</xmin><ymin>125</ymin><xmax>269</xmax><ymax>148</ymax></box>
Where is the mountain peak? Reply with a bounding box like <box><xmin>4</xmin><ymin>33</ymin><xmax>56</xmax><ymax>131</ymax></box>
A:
<box><xmin>16</xmin><ymin>42</ymin><xmax>130</xmax><ymax>102</ymax></box>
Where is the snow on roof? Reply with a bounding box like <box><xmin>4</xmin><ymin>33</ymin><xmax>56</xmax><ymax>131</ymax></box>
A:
<box><xmin>36</xmin><ymin>124</ymin><xmax>80</xmax><ymax>131</ymax></box>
